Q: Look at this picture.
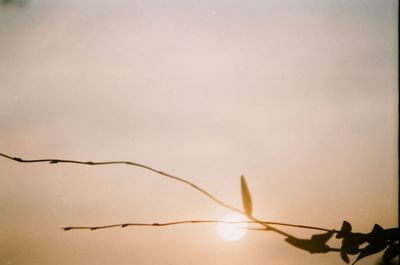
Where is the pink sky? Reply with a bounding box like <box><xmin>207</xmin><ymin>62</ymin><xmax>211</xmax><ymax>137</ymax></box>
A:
<box><xmin>0</xmin><ymin>1</ymin><xmax>397</xmax><ymax>264</ymax></box>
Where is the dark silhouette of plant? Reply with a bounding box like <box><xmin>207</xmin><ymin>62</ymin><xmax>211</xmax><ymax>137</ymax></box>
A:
<box><xmin>1</xmin><ymin>152</ymin><xmax>398</xmax><ymax>264</ymax></box>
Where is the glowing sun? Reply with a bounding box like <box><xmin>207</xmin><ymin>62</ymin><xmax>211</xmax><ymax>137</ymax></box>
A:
<box><xmin>216</xmin><ymin>213</ymin><xmax>248</xmax><ymax>241</ymax></box>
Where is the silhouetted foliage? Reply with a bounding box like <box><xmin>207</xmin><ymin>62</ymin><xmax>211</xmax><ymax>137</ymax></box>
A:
<box><xmin>0</xmin><ymin>152</ymin><xmax>398</xmax><ymax>264</ymax></box>
<box><xmin>383</xmin><ymin>243</ymin><xmax>399</xmax><ymax>264</ymax></box>
<box><xmin>285</xmin><ymin>231</ymin><xmax>334</xmax><ymax>254</ymax></box>
<box><xmin>334</xmin><ymin>221</ymin><xmax>399</xmax><ymax>264</ymax></box>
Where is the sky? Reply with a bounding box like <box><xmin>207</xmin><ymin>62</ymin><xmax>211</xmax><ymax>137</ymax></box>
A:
<box><xmin>0</xmin><ymin>0</ymin><xmax>398</xmax><ymax>264</ymax></box>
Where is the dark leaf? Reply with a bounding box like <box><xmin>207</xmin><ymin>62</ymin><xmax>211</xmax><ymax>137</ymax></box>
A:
<box><xmin>352</xmin><ymin>242</ymin><xmax>388</xmax><ymax>264</ymax></box>
<box><xmin>384</xmin><ymin>228</ymin><xmax>400</xmax><ymax>243</ymax></box>
<box><xmin>341</xmin><ymin>233</ymin><xmax>367</xmax><ymax>255</ymax></box>
<box><xmin>383</xmin><ymin>243</ymin><xmax>399</xmax><ymax>264</ymax></box>
<box><xmin>342</xmin><ymin>221</ymin><xmax>352</xmax><ymax>233</ymax></box>
<box><xmin>371</xmin><ymin>224</ymin><xmax>384</xmax><ymax>232</ymax></box>
<box><xmin>366</xmin><ymin>224</ymin><xmax>385</xmax><ymax>243</ymax></box>
<box><xmin>285</xmin><ymin>235</ymin><xmax>331</xmax><ymax>254</ymax></box>
<box><xmin>337</xmin><ymin>221</ymin><xmax>352</xmax><ymax>239</ymax></box>
<box><xmin>340</xmin><ymin>251</ymin><xmax>350</xmax><ymax>264</ymax></box>
<box><xmin>240</xmin><ymin>175</ymin><xmax>253</xmax><ymax>216</ymax></box>
<box><xmin>285</xmin><ymin>237</ymin><xmax>313</xmax><ymax>253</ymax></box>
<box><xmin>311</xmin><ymin>231</ymin><xmax>334</xmax><ymax>244</ymax></box>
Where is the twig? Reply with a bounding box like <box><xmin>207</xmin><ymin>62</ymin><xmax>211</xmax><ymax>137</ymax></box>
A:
<box><xmin>62</xmin><ymin>220</ymin><xmax>334</xmax><ymax>232</ymax></box>
<box><xmin>0</xmin><ymin>153</ymin><xmax>240</xmax><ymax>210</ymax></box>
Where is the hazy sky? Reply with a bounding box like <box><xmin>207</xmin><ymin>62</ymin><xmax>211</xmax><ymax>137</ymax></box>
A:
<box><xmin>0</xmin><ymin>1</ymin><xmax>398</xmax><ymax>265</ymax></box>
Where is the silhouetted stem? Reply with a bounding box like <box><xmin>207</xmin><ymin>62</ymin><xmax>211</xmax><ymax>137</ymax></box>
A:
<box><xmin>62</xmin><ymin>220</ymin><xmax>334</xmax><ymax>232</ymax></box>
<box><xmin>0</xmin><ymin>153</ymin><xmax>238</xmax><ymax>210</ymax></box>
<box><xmin>0</xmin><ymin>153</ymin><xmax>332</xmax><ymax>237</ymax></box>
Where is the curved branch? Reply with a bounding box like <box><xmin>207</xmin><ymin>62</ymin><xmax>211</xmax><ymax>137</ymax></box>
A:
<box><xmin>0</xmin><ymin>153</ymin><xmax>238</xmax><ymax>211</ymax></box>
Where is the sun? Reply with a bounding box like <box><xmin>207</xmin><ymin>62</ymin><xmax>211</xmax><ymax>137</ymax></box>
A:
<box><xmin>216</xmin><ymin>213</ymin><xmax>248</xmax><ymax>241</ymax></box>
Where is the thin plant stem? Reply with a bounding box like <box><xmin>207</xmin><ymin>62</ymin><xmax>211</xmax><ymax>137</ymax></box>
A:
<box><xmin>62</xmin><ymin>219</ymin><xmax>334</xmax><ymax>232</ymax></box>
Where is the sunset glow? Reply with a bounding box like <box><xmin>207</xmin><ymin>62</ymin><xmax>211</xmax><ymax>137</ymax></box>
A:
<box><xmin>216</xmin><ymin>213</ymin><xmax>248</xmax><ymax>241</ymax></box>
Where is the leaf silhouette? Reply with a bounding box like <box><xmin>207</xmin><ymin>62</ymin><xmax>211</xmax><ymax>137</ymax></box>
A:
<box><xmin>366</xmin><ymin>224</ymin><xmax>385</xmax><ymax>244</ymax></box>
<box><xmin>341</xmin><ymin>232</ymin><xmax>367</xmax><ymax>255</ymax></box>
<box><xmin>337</xmin><ymin>220</ymin><xmax>352</xmax><ymax>239</ymax></box>
<box><xmin>340</xmin><ymin>251</ymin><xmax>350</xmax><ymax>264</ymax></box>
<box><xmin>353</xmin><ymin>224</ymin><xmax>388</xmax><ymax>264</ymax></box>
<box><xmin>352</xmin><ymin>241</ymin><xmax>388</xmax><ymax>264</ymax></box>
<box><xmin>384</xmin><ymin>228</ymin><xmax>400</xmax><ymax>242</ymax></box>
<box><xmin>311</xmin><ymin>230</ymin><xmax>334</xmax><ymax>243</ymax></box>
<box><xmin>383</xmin><ymin>243</ymin><xmax>399</xmax><ymax>264</ymax></box>
<box><xmin>350</xmin><ymin>224</ymin><xmax>390</xmax><ymax>264</ymax></box>
<box><xmin>338</xmin><ymin>221</ymin><xmax>367</xmax><ymax>255</ymax></box>
<box><xmin>285</xmin><ymin>231</ymin><xmax>333</xmax><ymax>254</ymax></box>
<box><xmin>240</xmin><ymin>175</ymin><xmax>253</xmax><ymax>216</ymax></box>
